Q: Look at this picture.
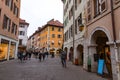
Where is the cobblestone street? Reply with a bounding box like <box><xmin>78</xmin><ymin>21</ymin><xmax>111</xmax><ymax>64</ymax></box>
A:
<box><xmin>0</xmin><ymin>56</ymin><xmax>108</xmax><ymax>80</ymax></box>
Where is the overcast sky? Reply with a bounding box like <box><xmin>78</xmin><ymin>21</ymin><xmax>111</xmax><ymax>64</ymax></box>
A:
<box><xmin>20</xmin><ymin>0</ymin><xmax>63</xmax><ymax>37</ymax></box>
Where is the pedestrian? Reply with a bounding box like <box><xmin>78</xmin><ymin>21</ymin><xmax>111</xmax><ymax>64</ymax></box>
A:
<box><xmin>17</xmin><ymin>50</ymin><xmax>23</xmax><ymax>62</ymax></box>
<box><xmin>60</xmin><ymin>50</ymin><xmax>67</xmax><ymax>68</ymax></box>
<box><xmin>38</xmin><ymin>52</ymin><xmax>42</xmax><ymax>61</ymax></box>
<box><xmin>42</xmin><ymin>52</ymin><xmax>46</xmax><ymax>60</ymax></box>
<box><xmin>28</xmin><ymin>51</ymin><xmax>32</xmax><ymax>60</ymax></box>
<box><xmin>45</xmin><ymin>51</ymin><xmax>49</xmax><ymax>58</ymax></box>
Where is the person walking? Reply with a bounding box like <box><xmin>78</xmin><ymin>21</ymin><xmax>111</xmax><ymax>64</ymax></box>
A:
<box><xmin>60</xmin><ymin>50</ymin><xmax>67</xmax><ymax>68</ymax></box>
<box><xmin>38</xmin><ymin>52</ymin><xmax>42</xmax><ymax>61</ymax></box>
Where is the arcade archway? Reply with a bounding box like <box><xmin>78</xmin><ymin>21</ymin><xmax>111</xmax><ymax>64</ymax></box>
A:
<box><xmin>90</xmin><ymin>30</ymin><xmax>112</xmax><ymax>77</ymax></box>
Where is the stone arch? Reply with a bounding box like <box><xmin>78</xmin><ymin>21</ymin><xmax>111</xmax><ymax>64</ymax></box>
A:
<box><xmin>76</xmin><ymin>44</ymin><xmax>84</xmax><ymax>65</ymax></box>
<box><xmin>89</xmin><ymin>27</ymin><xmax>112</xmax><ymax>44</ymax></box>
<box><xmin>88</xmin><ymin>27</ymin><xmax>112</xmax><ymax>77</ymax></box>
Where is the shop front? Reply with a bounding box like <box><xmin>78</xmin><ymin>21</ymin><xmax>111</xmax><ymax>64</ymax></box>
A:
<box><xmin>0</xmin><ymin>36</ymin><xmax>18</xmax><ymax>61</ymax></box>
<box><xmin>88</xmin><ymin>29</ymin><xmax>113</xmax><ymax>78</ymax></box>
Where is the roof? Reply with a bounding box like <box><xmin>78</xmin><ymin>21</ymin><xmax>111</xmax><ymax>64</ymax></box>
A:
<box><xmin>19</xmin><ymin>18</ymin><xmax>29</xmax><ymax>25</ymax></box>
<box><xmin>47</xmin><ymin>19</ymin><xmax>63</xmax><ymax>27</ymax></box>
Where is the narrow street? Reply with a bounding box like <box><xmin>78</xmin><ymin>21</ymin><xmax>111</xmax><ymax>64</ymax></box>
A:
<box><xmin>0</xmin><ymin>56</ymin><xmax>108</xmax><ymax>80</ymax></box>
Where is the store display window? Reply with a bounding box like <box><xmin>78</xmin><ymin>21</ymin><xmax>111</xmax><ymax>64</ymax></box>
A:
<box><xmin>0</xmin><ymin>39</ymin><xmax>9</xmax><ymax>60</ymax></box>
<box><xmin>9</xmin><ymin>42</ymin><xmax>16</xmax><ymax>58</ymax></box>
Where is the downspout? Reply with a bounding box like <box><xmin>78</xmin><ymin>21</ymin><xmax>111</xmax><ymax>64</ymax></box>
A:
<box><xmin>73</xmin><ymin>0</ymin><xmax>75</xmax><ymax>63</ymax></box>
<box><xmin>110</xmin><ymin>0</ymin><xmax>119</xmax><ymax>79</ymax></box>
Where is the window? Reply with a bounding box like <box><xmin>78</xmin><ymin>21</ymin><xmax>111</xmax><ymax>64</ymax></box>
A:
<box><xmin>75</xmin><ymin>0</ymin><xmax>77</xmax><ymax>10</ymax></box>
<box><xmin>20</xmin><ymin>25</ymin><xmax>24</xmax><ymax>28</ymax></box>
<box><xmin>0</xmin><ymin>9</ymin><xmax>1</xmax><ymax>16</ymax></box>
<box><xmin>69</xmin><ymin>28</ymin><xmax>71</xmax><ymax>38</ymax></box>
<box><xmin>52</xmin><ymin>34</ymin><xmax>55</xmax><ymax>38</ymax></box>
<box><xmin>71</xmin><ymin>25</ymin><xmax>73</xmax><ymax>37</ymax></box>
<box><xmin>75</xmin><ymin>19</ymin><xmax>77</xmax><ymax>34</ymax></box>
<box><xmin>5</xmin><ymin>0</ymin><xmax>13</xmax><ymax>10</ymax></box>
<box><xmin>87</xmin><ymin>0</ymin><xmax>92</xmax><ymax>22</ymax></box>
<box><xmin>19</xmin><ymin>31</ymin><xmax>25</xmax><ymax>36</ymax></box>
<box><xmin>51</xmin><ymin>43</ymin><xmax>54</xmax><ymax>45</ymax></box>
<box><xmin>58</xmin><ymin>28</ymin><xmax>61</xmax><ymax>32</ymax></box>
<box><xmin>58</xmin><ymin>34</ymin><xmax>61</xmax><ymax>38</ymax></box>
<box><xmin>19</xmin><ymin>39</ymin><xmax>22</xmax><ymax>45</ymax></box>
<box><xmin>11</xmin><ymin>22</ymin><xmax>17</xmax><ymax>35</ymax></box>
<box><xmin>13</xmin><ymin>3</ymin><xmax>19</xmax><ymax>17</ymax></box>
<box><xmin>69</xmin><ymin>6</ymin><xmax>73</xmax><ymax>20</ymax></box>
<box><xmin>58</xmin><ymin>42</ymin><xmax>61</xmax><ymax>45</ymax></box>
<box><xmin>52</xmin><ymin>27</ymin><xmax>54</xmax><ymax>31</ymax></box>
<box><xmin>93</xmin><ymin>0</ymin><xmax>107</xmax><ymax>17</ymax></box>
<box><xmin>2</xmin><ymin>15</ymin><xmax>11</xmax><ymax>30</ymax></box>
<box><xmin>94</xmin><ymin>0</ymin><xmax>100</xmax><ymax>17</ymax></box>
<box><xmin>100</xmin><ymin>0</ymin><xmax>107</xmax><ymax>12</ymax></box>
<box><xmin>78</xmin><ymin>13</ymin><xmax>82</xmax><ymax>26</ymax></box>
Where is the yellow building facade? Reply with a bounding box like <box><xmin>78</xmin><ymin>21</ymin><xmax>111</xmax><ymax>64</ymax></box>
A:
<box><xmin>37</xmin><ymin>19</ymin><xmax>63</xmax><ymax>54</ymax></box>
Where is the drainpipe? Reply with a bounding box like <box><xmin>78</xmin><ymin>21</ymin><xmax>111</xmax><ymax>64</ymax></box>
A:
<box><xmin>110</xmin><ymin>0</ymin><xmax>119</xmax><ymax>79</ymax></box>
<box><xmin>73</xmin><ymin>0</ymin><xmax>75</xmax><ymax>63</ymax></box>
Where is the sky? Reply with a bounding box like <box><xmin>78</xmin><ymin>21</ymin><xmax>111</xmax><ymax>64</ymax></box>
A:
<box><xmin>20</xmin><ymin>0</ymin><xmax>63</xmax><ymax>37</ymax></box>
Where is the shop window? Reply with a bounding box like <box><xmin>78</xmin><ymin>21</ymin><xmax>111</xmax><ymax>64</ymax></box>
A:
<box><xmin>9</xmin><ymin>42</ymin><xmax>16</xmax><ymax>58</ymax></box>
<box><xmin>0</xmin><ymin>39</ymin><xmax>9</xmax><ymax>60</ymax></box>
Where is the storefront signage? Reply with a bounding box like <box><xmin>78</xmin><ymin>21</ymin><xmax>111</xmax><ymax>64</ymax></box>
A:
<box><xmin>97</xmin><ymin>59</ymin><xmax>104</xmax><ymax>75</ymax></box>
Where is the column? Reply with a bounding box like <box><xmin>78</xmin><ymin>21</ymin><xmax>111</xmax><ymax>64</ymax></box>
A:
<box><xmin>7</xmin><ymin>41</ymin><xmax>11</xmax><ymax>61</ymax></box>
<box><xmin>107</xmin><ymin>41</ymin><xmax>120</xmax><ymax>80</ymax></box>
<box><xmin>14</xmin><ymin>42</ymin><xmax>18</xmax><ymax>59</ymax></box>
<box><xmin>88</xmin><ymin>44</ymin><xmax>97</xmax><ymax>72</ymax></box>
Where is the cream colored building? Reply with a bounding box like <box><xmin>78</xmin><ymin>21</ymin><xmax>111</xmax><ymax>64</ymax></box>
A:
<box><xmin>62</xmin><ymin>0</ymin><xmax>120</xmax><ymax>80</ymax></box>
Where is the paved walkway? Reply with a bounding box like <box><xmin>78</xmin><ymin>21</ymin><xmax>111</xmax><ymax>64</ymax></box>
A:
<box><xmin>0</xmin><ymin>56</ymin><xmax>109</xmax><ymax>80</ymax></box>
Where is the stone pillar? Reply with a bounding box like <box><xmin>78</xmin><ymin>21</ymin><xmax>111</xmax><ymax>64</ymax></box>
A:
<box><xmin>89</xmin><ymin>44</ymin><xmax>97</xmax><ymax>72</ymax></box>
<box><xmin>14</xmin><ymin>42</ymin><xmax>18</xmax><ymax>59</ymax></box>
<box><xmin>107</xmin><ymin>41</ymin><xmax>120</xmax><ymax>80</ymax></box>
<box><xmin>7</xmin><ymin>41</ymin><xmax>11</xmax><ymax>61</ymax></box>
<box><xmin>74</xmin><ymin>46</ymin><xmax>79</xmax><ymax>65</ymax></box>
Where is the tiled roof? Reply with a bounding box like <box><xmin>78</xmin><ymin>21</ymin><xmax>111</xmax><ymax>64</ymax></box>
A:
<box><xmin>19</xmin><ymin>18</ymin><xmax>29</xmax><ymax>25</ymax></box>
<box><xmin>47</xmin><ymin>19</ymin><xmax>63</xmax><ymax>27</ymax></box>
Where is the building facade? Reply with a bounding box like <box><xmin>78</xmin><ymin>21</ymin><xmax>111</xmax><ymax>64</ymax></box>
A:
<box><xmin>62</xmin><ymin>0</ymin><xmax>120</xmax><ymax>80</ymax></box>
<box><xmin>62</xmin><ymin>0</ymin><xmax>87</xmax><ymax>65</ymax></box>
<box><xmin>18</xmin><ymin>18</ymin><xmax>29</xmax><ymax>51</ymax></box>
<box><xmin>27</xmin><ymin>19</ymin><xmax>63</xmax><ymax>54</ymax></box>
<box><xmin>0</xmin><ymin>0</ymin><xmax>20</xmax><ymax>61</ymax></box>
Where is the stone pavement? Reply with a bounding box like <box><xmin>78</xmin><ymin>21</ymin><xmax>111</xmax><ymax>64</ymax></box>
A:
<box><xmin>0</xmin><ymin>56</ymin><xmax>109</xmax><ymax>80</ymax></box>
